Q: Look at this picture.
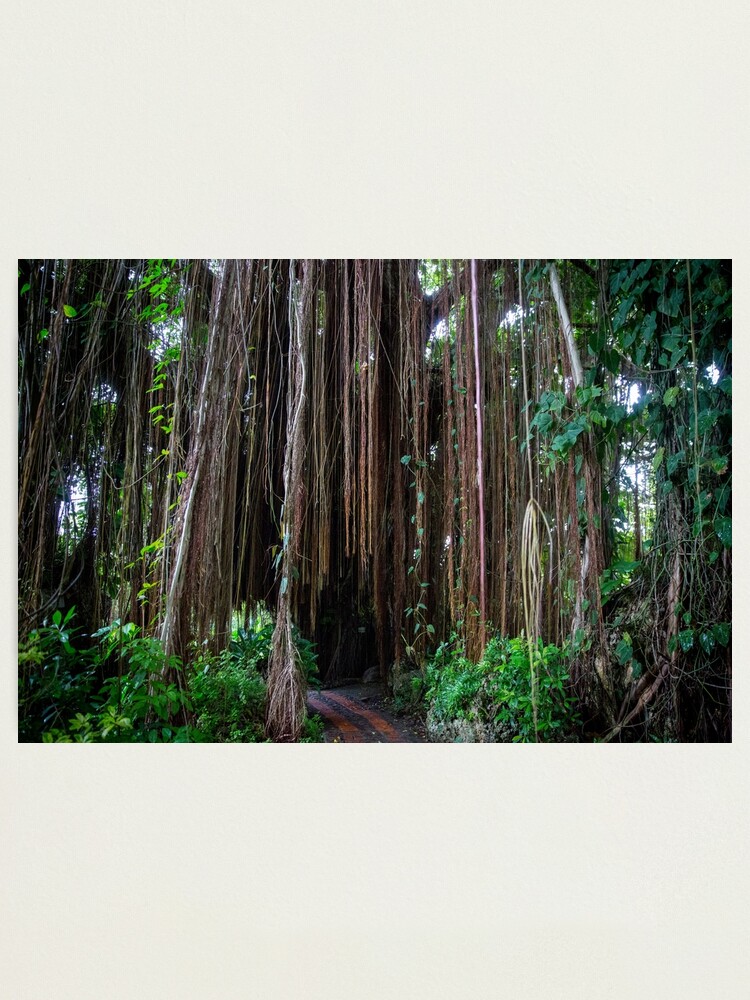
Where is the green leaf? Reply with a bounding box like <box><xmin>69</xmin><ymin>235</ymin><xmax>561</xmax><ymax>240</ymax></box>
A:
<box><xmin>611</xmin><ymin>559</ymin><xmax>640</xmax><ymax>574</ymax></box>
<box><xmin>697</xmin><ymin>408</ymin><xmax>719</xmax><ymax>435</ymax></box>
<box><xmin>699</xmin><ymin>631</ymin><xmax>715</xmax><ymax>655</ymax></box>
<box><xmin>400</xmin><ymin>454</ymin><xmax>411</xmax><ymax>465</ymax></box>
<box><xmin>678</xmin><ymin>629</ymin><xmax>694</xmax><ymax>652</ymax></box>
<box><xmin>692</xmin><ymin>518</ymin><xmax>709</xmax><ymax>539</ymax></box>
<box><xmin>657</xmin><ymin>289</ymin><xmax>683</xmax><ymax>318</ymax></box>
<box><xmin>20</xmin><ymin>282</ymin><xmax>30</xmax><ymax>296</ymax></box>
<box><xmin>653</xmin><ymin>447</ymin><xmax>665</xmax><ymax>473</ymax></box>
<box><xmin>714</xmin><ymin>516</ymin><xmax>731</xmax><ymax>548</ymax></box>
<box><xmin>666</xmin><ymin>450</ymin><xmax>684</xmax><ymax>476</ymax></box>
<box><xmin>663</xmin><ymin>386</ymin><xmax>679</xmax><ymax>407</ymax></box>
<box><xmin>615</xmin><ymin>636</ymin><xmax>633</xmax><ymax>665</ymax></box>
<box><xmin>641</xmin><ymin>312</ymin><xmax>657</xmax><ymax>342</ymax></box>
<box><xmin>532</xmin><ymin>411</ymin><xmax>553</xmax><ymax>434</ymax></box>
<box><xmin>612</xmin><ymin>295</ymin><xmax>634</xmax><ymax>331</ymax></box>
<box><xmin>712</xmin><ymin>622</ymin><xmax>730</xmax><ymax>647</ymax></box>
<box><xmin>62</xmin><ymin>304</ymin><xmax>77</xmax><ymax>318</ymax></box>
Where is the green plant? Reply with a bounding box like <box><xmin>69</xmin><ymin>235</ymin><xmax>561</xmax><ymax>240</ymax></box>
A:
<box><xmin>18</xmin><ymin>607</ymin><xmax>98</xmax><ymax>741</ymax></box>
<box><xmin>392</xmin><ymin>670</ymin><xmax>425</xmax><ymax>712</ymax></box>
<box><xmin>188</xmin><ymin>618</ymin><xmax>319</xmax><ymax>741</ymax></box>
<box><xmin>40</xmin><ymin>619</ymin><xmax>197</xmax><ymax>742</ymax></box>
<box><xmin>189</xmin><ymin>650</ymin><xmax>268</xmax><ymax>742</ymax></box>
<box><xmin>299</xmin><ymin>714</ymin><xmax>325</xmax><ymax>742</ymax></box>
<box><xmin>29</xmin><ymin>608</ymin><xmax>195</xmax><ymax>743</ymax></box>
<box><xmin>230</xmin><ymin>621</ymin><xmax>275</xmax><ymax>672</ymax></box>
<box><xmin>486</xmin><ymin>637</ymin><xmax>579</xmax><ymax>741</ymax></box>
<box><xmin>400</xmin><ymin>453</ymin><xmax>435</xmax><ymax>661</ymax></box>
<box><xmin>96</xmin><ymin>621</ymin><xmax>194</xmax><ymax>736</ymax></box>
<box><xmin>425</xmin><ymin>646</ymin><xmax>484</xmax><ymax>722</ymax></box>
<box><xmin>291</xmin><ymin>626</ymin><xmax>321</xmax><ymax>690</ymax></box>
<box><xmin>600</xmin><ymin>558</ymin><xmax>641</xmax><ymax>604</ymax></box>
<box><xmin>424</xmin><ymin>634</ymin><xmax>580</xmax><ymax>742</ymax></box>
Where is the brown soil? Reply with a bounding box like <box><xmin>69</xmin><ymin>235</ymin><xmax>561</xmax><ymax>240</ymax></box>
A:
<box><xmin>307</xmin><ymin>683</ymin><xmax>427</xmax><ymax>743</ymax></box>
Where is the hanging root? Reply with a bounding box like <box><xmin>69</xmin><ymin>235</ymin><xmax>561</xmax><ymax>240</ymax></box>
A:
<box><xmin>265</xmin><ymin>613</ymin><xmax>307</xmax><ymax>742</ymax></box>
<box><xmin>520</xmin><ymin>497</ymin><xmax>553</xmax><ymax>740</ymax></box>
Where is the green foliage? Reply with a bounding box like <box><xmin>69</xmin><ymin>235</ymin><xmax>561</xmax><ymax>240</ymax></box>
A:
<box><xmin>600</xmin><ymin>559</ymin><xmax>641</xmax><ymax>603</ymax></box>
<box><xmin>189</xmin><ymin>650</ymin><xmax>268</xmax><ymax>742</ymax></box>
<box><xmin>18</xmin><ymin>606</ymin><xmax>98</xmax><ymax>741</ymax></box>
<box><xmin>22</xmin><ymin>606</ymin><xmax>321</xmax><ymax>743</ymax></box>
<box><xmin>392</xmin><ymin>669</ymin><xmax>425</xmax><ymax>712</ymax></box>
<box><xmin>188</xmin><ymin>614</ymin><xmax>273</xmax><ymax>741</ymax></box>
<box><xmin>418</xmin><ymin>259</ymin><xmax>451</xmax><ymax>295</ymax></box>
<box><xmin>299</xmin><ymin>714</ymin><xmax>325</xmax><ymax>742</ymax></box>
<box><xmin>602</xmin><ymin>259</ymin><xmax>731</xmax><ymax>737</ymax></box>
<box><xmin>188</xmin><ymin>617</ymin><xmax>319</xmax><ymax>741</ymax></box>
<box><xmin>528</xmin><ymin>382</ymin><xmax>615</xmax><ymax>476</ymax></box>
<box><xmin>39</xmin><ymin>618</ymin><xmax>197</xmax><ymax>742</ymax></box>
<box><xmin>425</xmin><ymin>634</ymin><xmax>579</xmax><ymax>742</ymax></box>
<box><xmin>230</xmin><ymin>621</ymin><xmax>274</xmax><ymax>671</ymax></box>
<box><xmin>128</xmin><ymin>258</ymin><xmax>185</xmax><ymax>325</ymax></box>
<box><xmin>292</xmin><ymin>626</ymin><xmax>321</xmax><ymax>690</ymax></box>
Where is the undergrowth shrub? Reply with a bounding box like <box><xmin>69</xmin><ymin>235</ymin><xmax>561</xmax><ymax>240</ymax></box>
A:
<box><xmin>35</xmin><ymin>617</ymin><xmax>197</xmax><ymax>742</ymax></box>
<box><xmin>21</xmin><ymin>608</ymin><xmax>323</xmax><ymax>743</ymax></box>
<box><xmin>188</xmin><ymin>618</ymin><xmax>321</xmax><ymax>741</ymax></box>
<box><xmin>425</xmin><ymin>634</ymin><xmax>580</xmax><ymax>742</ymax></box>
<box><xmin>19</xmin><ymin>607</ymin><xmax>98</xmax><ymax>740</ymax></box>
<box><xmin>299</xmin><ymin>713</ymin><xmax>325</xmax><ymax>742</ymax></box>
<box><xmin>189</xmin><ymin>650</ymin><xmax>267</xmax><ymax>742</ymax></box>
<box><xmin>392</xmin><ymin>670</ymin><xmax>425</xmax><ymax>712</ymax></box>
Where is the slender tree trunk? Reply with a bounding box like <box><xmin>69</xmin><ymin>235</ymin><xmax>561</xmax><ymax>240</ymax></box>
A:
<box><xmin>549</xmin><ymin>262</ymin><xmax>590</xmax><ymax>646</ymax></box>
<box><xmin>633</xmin><ymin>462</ymin><xmax>642</xmax><ymax>562</ymax></box>
<box><xmin>470</xmin><ymin>259</ymin><xmax>487</xmax><ymax>643</ymax></box>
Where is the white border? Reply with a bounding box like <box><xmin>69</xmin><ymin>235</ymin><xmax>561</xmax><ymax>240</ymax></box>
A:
<box><xmin>1</xmin><ymin>3</ymin><xmax>747</xmax><ymax>997</ymax></box>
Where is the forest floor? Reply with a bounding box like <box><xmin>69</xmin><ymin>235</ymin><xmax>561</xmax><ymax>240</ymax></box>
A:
<box><xmin>307</xmin><ymin>683</ymin><xmax>427</xmax><ymax>743</ymax></box>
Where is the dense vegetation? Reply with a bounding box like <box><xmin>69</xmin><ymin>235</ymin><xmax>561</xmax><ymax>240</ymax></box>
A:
<box><xmin>18</xmin><ymin>259</ymin><xmax>731</xmax><ymax>741</ymax></box>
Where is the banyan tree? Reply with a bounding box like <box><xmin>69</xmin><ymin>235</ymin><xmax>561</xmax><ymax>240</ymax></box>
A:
<box><xmin>18</xmin><ymin>259</ymin><xmax>732</xmax><ymax>741</ymax></box>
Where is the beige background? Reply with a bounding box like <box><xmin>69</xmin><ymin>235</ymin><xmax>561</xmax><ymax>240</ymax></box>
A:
<box><xmin>1</xmin><ymin>2</ymin><xmax>747</xmax><ymax>997</ymax></box>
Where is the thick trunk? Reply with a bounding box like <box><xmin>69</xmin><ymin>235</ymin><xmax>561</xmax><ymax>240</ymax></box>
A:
<box><xmin>266</xmin><ymin>260</ymin><xmax>313</xmax><ymax>741</ymax></box>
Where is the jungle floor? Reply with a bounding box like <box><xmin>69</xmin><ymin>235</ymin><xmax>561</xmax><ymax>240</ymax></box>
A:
<box><xmin>307</xmin><ymin>683</ymin><xmax>427</xmax><ymax>743</ymax></box>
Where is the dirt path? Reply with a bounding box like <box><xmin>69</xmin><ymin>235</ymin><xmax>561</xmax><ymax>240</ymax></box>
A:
<box><xmin>307</xmin><ymin>684</ymin><xmax>426</xmax><ymax>743</ymax></box>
